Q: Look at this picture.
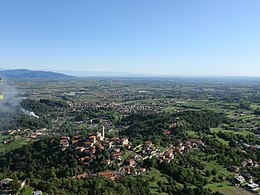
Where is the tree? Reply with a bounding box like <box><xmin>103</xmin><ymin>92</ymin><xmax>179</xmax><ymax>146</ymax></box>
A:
<box><xmin>211</xmin><ymin>168</ymin><xmax>217</xmax><ymax>175</ymax></box>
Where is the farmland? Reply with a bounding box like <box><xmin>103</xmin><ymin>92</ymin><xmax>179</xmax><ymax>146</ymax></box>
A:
<box><xmin>0</xmin><ymin>77</ymin><xmax>260</xmax><ymax>194</ymax></box>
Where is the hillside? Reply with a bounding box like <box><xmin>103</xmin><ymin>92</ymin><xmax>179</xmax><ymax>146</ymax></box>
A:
<box><xmin>0</xmin><ymin>69</ymin><xmax>73</xmax><ymax>79</ymax></box>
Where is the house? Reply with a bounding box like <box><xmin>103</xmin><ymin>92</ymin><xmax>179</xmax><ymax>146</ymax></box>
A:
<box><xmin>61</xmin><ymin>136</ymin><xmax>70</xmax><ymax>140</ymax></box>
<box><xmin>144</xmin><ymin>141</ymin><xmax>153</xmax><ymax>148</ymax></box>
<box><xmin>124</xmin><ymin>144</ymin><xmax>131</xmax><ymax>149</ymax></box>
<box><xmin>253</xmin><ymin>161</ymin><xmax>259</xmax><ymax>167</ymax></box>
<box><xmin>79</xmin><ymin>157</ymin><xmax>85</xmax><ymax>162</ymax></box>
<box><xmin>0</xmin><ymin>178</ymin><xmax>13</xmax><ymax>189</ymax></box>
<box><xmin>60</xmin><ymin>140</ymin><xmax>69</xmax><ymax>149</ymax></box>
<box><xmin>84</xmin><ymin>142</ymin><xmax>93</xmax><ymax>147</ymax></box>
<box><xmin>125</xmin><ymin>159</ymin><xmax>135</xmax><ymax>167</ymax></box>
<box><xmin>91</xmin><ymin>146</ymin><xmax>96</xmax><ymax>154</ymax></box>
<box><xmin>102</xmin><ymin>159</ymin><xmax>111</xmax><ymax>165</ymax></box>
<box><xmin>119</xmin><ymin>166</ymin><xmax>131</xmax><ymax>175</ymax></box>
<box><xmin>112</xmin><ymin>147</ymin><xmax>120</xmax><ymax>153</ymax></box>
<box><xmin>89</xmin><ymin>135</ymin><xmax>96</xmax><ymax>143</ymax></box>
<box><xmin>162</xmin><ymin>129</ymin><xmax>171</xmax><ymax>135</ymax></box>
<box><xmin>120</xmin><ymin>138</ymin><xmax>129</xmax><ymax>145</ymax></box>
<box><xmin>246</xmin><ymin>182</ymin><xmax>260</xmax><ymax>191</ymax></box>
<box><xmin>241</xmin><ymin>160</ymin><xmax>249</xmax><ymax>167</ymax></box>
<box><xmin>228</xmin><ymin>166</ymin><xmax>240</xmax><ymax>172</ymax></box>
<box><xmin>73</xmin><ymin>135</ymin><xmax>80</xmax><ymax>139</ymax></box>
<box><xmin>95</xmin><ymin>142</ymin><xmax>105</xmax><ymax>150</ymax></box>
<box><xmin>84</xmin><ymin>148</ymin><xmax>95</xmax><ymax>156</ymax></box>
<box><xmin>102</xmin><ymin>141</ymin><xmax>113</xmax><ymax>148</ymax></box>
<box><xmin>76</xmin><ymin>173</ymin><xmax>88</xmax><ymax>179</ymax></box>
<box><xmin>33</xmin><ymin>190</ymin><xmax>43</xmax><ymax>195</ymax></box>
<box><xmin>140</xmin><ymin>168</ymin><xmax>146</xmax><ymax>173</ymax></box>
<box><xmin>2</xmin><ymin>139</ymin><xmax>12</xmax><ymax>144</ymax></box>
<box><xmin>164</xmin><ymin>149</ymin><xmax>174</xmax><ymax>158</ymax></box>
<box><xmin>71</xmin><ymin>140</ymin><xmax>79</xmax><ymax>144</ymax></box>
<box><xmin>189</xmin><ymin>139</ymin><xmax>204</xmax><ymax>146</ymax></box>
<box><xmin>111</xmin><ymin>152</ymin><xmax>122</xmax><ymax>160</ymax></box>
<box><xmin>98</xmin><ymin>171</ymin><xmax>116</xmax><ymax>180</ymax></box>
<box><xmin>75</xmin><ymin>146</ymin><xmax>85</xmax><ymax>152</ymax></box>
<box><xmin>134</xmin><ymin>154</ymin><xmax>142</xmax><ymax>161</ymax></box>
<box><xmin>241</xmin><ymin>172</ymin><xmax>252</xmax><ymax>181</ymax></box>
<box><xmin>234</xmin><ymin>174</ymin><xmax>246</xmax><ymax>184</ymax></box>
<box><xmin>96</xmin><ymin>132</ymin><xmax>103</xmax><ymax>141</ymax></box>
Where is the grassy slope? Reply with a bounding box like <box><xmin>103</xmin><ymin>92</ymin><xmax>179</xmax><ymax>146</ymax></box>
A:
<box><xmin>0</xmin><ymin>137</ymin><xmax>31</xmax><ymax>152</ymax></box>
<box><xmin>145</xmin><ymin>168</ymin><xmax>170</xmax><ymax>195</ymax></box>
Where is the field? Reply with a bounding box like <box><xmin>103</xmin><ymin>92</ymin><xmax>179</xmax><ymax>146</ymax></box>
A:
<box><xmin>0</xmin><ymin>135</ymin><xmax>32</xmax><ymax>152</ymax></box>
<box><xmin>205</xmin><ymin>181</ymin><xmax>234</xmax><ymax>191</ymax></box>
<box><xmin>144</xmin><ymin>168</ymin><xmax>171</xmax><ymax>195</ymax></box>
<box><xmin>0</xmin><ymin>77</ymin><xmax>259</xmax><ymax>194</ymax></box>
<box><xmin>220</xmin><ymin>187</ymin><xmax>254</xmax><ymax>195</ymax></box>
<box><xmin>211</xmin><ymin>128</ymin><xmax>254</xmax><ymax>137</ymax></box>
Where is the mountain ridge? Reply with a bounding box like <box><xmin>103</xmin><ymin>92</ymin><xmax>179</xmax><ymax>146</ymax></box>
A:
<box><xmin>0</xmin><ymin>69</ymin><xmax>73</xmax><ymax>79</ymax></box>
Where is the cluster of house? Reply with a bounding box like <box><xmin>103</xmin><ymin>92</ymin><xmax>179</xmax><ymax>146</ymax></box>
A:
<box><xmin>1</xmin><ymin>128</ymin><xmax>52</xmax><ymax>144</ymax></box>
<box><xmin>229</xmin><ymin>158</ymin><xmax>260</xmax><ymax>193</ymax></box>
<box><xmin>233</xmin><ymin>173</ymin><xmax>260</xmax><ymax>192</ymax></box>
<box><xmin>160</xmin><ymin>139</ymin><xmax>204</xmax><ymax>161</ymax></box>
<box><xmin>59</xmin><ymin>128</ymin><xmax>206</xmax><ymax>181</ymax></box>
<box><xmin>59</xmin><ymin>127</ymin><xmax>130</xmax><ymax>167</ymax></box>
<box><xmin>71</xmin><ymin>100</ymin><xmax>160</xmax><ymax>114</ymax></box>
<box><xmin>0</xmin><ymin>178</ymin><xmax>27</xmax><ymax>195</ymax></box>
<box><xmin>0</xmin><ymin>178</ymin><xmax>13</xmax><ymax>194</ymax></box>
<box><xmin>241</xmin><ymin>159</ymin><xmax>259</xmax><ymax>168</ymax></box>
<box><xmin>238</xmin><ymin>140</ymin><xmax>260</xmax><ymax>151</ymax></box>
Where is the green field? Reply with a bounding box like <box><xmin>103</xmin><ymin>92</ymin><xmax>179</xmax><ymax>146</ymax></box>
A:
<box><xmin>220</xmin><ymin>187</ymin><xmax>254</xmax><ymax>195</ymax></box>
<box><xmin>0</xmin><ymin>137</ymin><xmax>32</xmax><ymax>152</ymax></box>
<box><xmin>145</xmin><ymin>168</ymin><xmax>170</xmax><ymax>195</ymax></box>
<box><xmin>189</xmin><ymin>149</ymin><xmax>235</xmax><ymax>192</ymax></box>
<box><xmin>205</xmin><ymin>180</ymin><xmax>234</xmax><ymax>191</ymax></box>
<box><xmin>211</xmin><ymin>128</ymin><xmax>254</xmax><ymax>136</ymax></box>
<box><xmin>187</xmin><ymin>130</ymin><xmax>199</xmax><ymax>138</ymax></box>
<box><xmin>203</xmin><ymin>160</ymin><xmax>234</xmax><ymax>178</ymax></box>
<box><xmin>0</xmin><ymin>135</ymin><xmax>8</xmax><ymax>141</ymax></box>
<box><xmin>162</xmin><ymin>106</ymin><xmax>177</xmax><ymax>112</ymax></box>
<box><xmin>21</xmin><ymin>185</ymin><xmax>34</xmax><ymax>195</ymax></box>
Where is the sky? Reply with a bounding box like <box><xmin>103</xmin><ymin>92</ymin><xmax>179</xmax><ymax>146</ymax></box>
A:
<box><xmin>0</xmin><ymin>0</ymin><xmax>260</xmax><ymax>76</ymax></box>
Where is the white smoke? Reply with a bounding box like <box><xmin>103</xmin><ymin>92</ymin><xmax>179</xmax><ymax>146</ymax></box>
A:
<box><xmin>0</xmin><ymin>77</ymin><xmax>21</xmax><ymax>129</ymax></box>
<box><xmin>21</xmin><ymin>108</ymin><xmax>39</xmax><ymax>119</ymax></box>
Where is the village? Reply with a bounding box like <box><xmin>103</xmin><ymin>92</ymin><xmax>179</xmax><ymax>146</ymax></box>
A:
<box><xmin>1</xmin><ymin>124</ymin><xmax>260</xmax><ymax>194</ymax></box>
<box><xmin>57</xmin><ymin>125</ymin><xmax>205</xmax><ymax>181</ymax></box>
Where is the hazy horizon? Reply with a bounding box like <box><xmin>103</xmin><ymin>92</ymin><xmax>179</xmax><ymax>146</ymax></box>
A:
<box><xmin>1</xmin><ymin>0</ymin><xmax>260</xmax><ymax>76</ymax></box>
<box><xmin>2</xmin><ymin>68</ymin><xmax>260</xmax><ymax>79</ymax></box>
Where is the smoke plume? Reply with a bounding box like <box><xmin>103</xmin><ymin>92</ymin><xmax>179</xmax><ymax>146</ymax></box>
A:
<box><xmin>21</xmin><ymin>108</ymin><xmax>39</xmax><ymax>119</ymax></box>
<box><xmin>0</xmin><ymin>78</ymin><xmax>21</xmax><ymax>130</ymax></box>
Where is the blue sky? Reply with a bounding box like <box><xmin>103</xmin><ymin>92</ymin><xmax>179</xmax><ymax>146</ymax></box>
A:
<box><xmin>0</xmin><ymin>0</ymin><xmax>260</xmax><ymax>76</ymax></box>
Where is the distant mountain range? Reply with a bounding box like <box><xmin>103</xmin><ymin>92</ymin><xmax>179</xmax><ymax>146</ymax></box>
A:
<box><xmin>0</xmin><ymin>69</ymin><xmax>73</xmax><ymax>79</ymax></box>
<box><xmin>56</xmin><ymin>70</ymin><xmax>154</xmax><ymax>77</ymax></box>
<box><xmin>1</xmin><ymin>69</ymin><xmax>259</xmax><ymax>80</ymax></box>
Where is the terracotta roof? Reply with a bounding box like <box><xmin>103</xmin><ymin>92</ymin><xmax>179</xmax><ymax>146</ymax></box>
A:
<box><xmin>98</xmin><ymin>171</ymin><xmax>115</xmax><ymax>179</ymax></box>
<box><xmin>61</xmin><ymin>136</ymin><xmax>70</xmax><ymax>139</ymax></box>
<box><xmin>76</xmin><ymin>173</ymin><xmax>88</xmax><ymax>179</ymax></box>
<box><xmin>162</xmin><ymin>129</ymin><xmax>171</xmax><ymax>135</ymax></box>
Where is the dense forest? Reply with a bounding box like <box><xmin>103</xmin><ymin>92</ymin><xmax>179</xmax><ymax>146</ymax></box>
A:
<box><xmin>119</xmin><ymin>110</ymin><xmax>227</xmax><ymax>145</ymax></box>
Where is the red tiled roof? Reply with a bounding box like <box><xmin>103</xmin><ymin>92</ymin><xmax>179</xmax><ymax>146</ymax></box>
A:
<box><xmin>76</xmin><ymin>173</ymin><xmax>88</xmax><ymax>179</ymax></box>
<box><xmin>98</xmin><ymin>171</ymin><xmax>115</xmax><ymax>178</ymax></box>
<box><xmin>162</xmin><ymin>129</ymin><xmax>171</xmax><ymax>135</ymax></box>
